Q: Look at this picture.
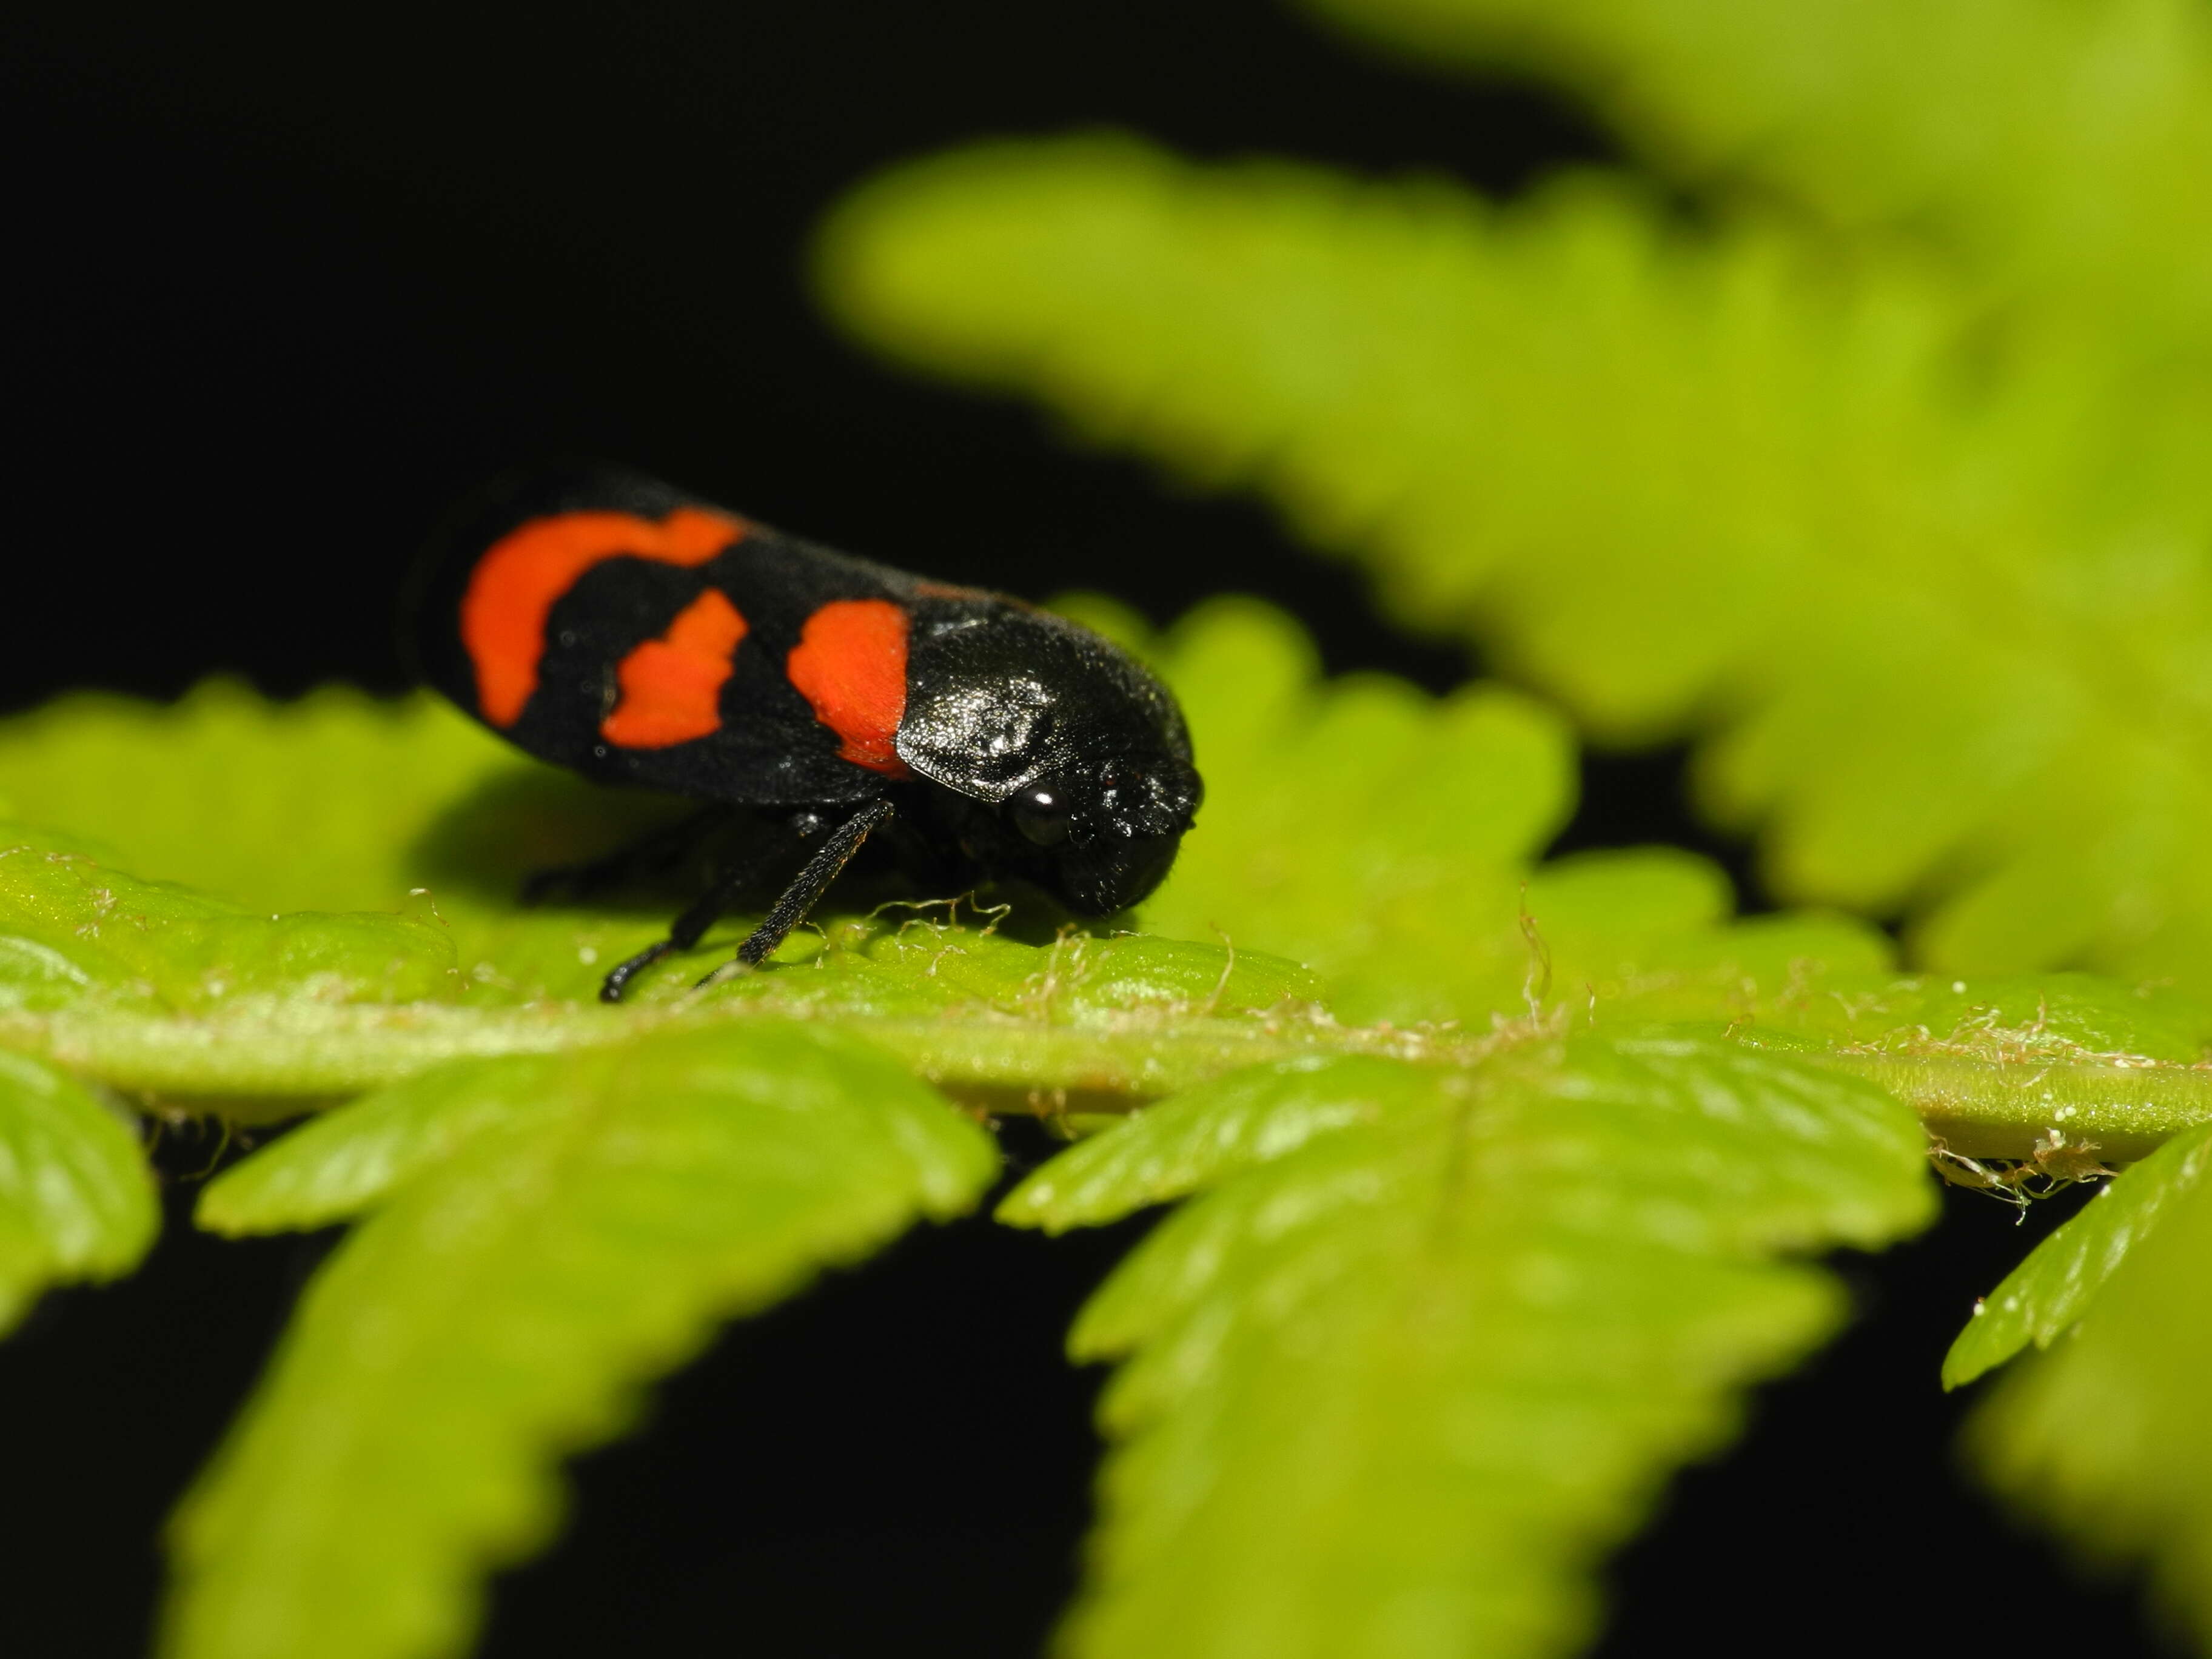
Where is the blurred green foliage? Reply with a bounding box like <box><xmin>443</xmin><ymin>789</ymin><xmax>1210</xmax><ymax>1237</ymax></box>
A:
<box><xmin>812</xmin><ymin>0</ymin><xmax>2212</xmax><ymax>1650</ymax></box>
<box><xmin>817</xmin><ymin>21</ymin><xmax>2212</xmax><ymax>1004</ymax></box>
<box><xmin>1969</xmin><ymin>1153</ymin><xmax>2212</xmax><ymax>1643</ymax></box>
<box><xmin>1301</xmin><ymin>0</ymin><xmax>2212</xmax><ymax>349</ymax></box>
<box><xmin>0</xmin><ymin>1049</ymin><xmax>156</xmax><ymax>1333</ymax></box>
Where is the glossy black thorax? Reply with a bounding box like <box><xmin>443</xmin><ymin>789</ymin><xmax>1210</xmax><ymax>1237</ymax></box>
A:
<box><xmin>894</xmin><ymin>600</ymin><xmax>1201</xmax><ymax>914</ymax></box>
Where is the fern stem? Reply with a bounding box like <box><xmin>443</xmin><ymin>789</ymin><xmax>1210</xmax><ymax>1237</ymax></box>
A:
<box><xmin>17</xmin><ymin>1002</ymin><xmax>2212</xmax><ymax>1159</ymax></box>
<box><xmin>1813</xmin><ymin>1053</ymin><xmax>2212</xmax><ymax>1161</ymax></box>
<box><xmin>7</xmin><ymin>1004</ymin><xmax>1456</xmax><ymax>1122</ymax></box>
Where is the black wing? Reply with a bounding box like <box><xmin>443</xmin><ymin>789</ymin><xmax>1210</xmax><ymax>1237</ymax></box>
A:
<box><xmin>407</xmin><ymin>462</ymin><xmax>916</xmax><ymax>806</ymax></box>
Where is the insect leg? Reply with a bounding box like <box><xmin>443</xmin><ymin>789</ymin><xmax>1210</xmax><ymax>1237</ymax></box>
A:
<box><xmin>522</xmin><ymin>805</ymin><xmax>732</xmax><ymax>907</ymax></box>
<box><xmin>596</xmin><ymin>860</ymin><xmax>757</xmax><ymax>1003</ymax></box>
<box><xmin>716</xmin><ymin>798</ymin><xmax>897</xmax><ymax>980</ymax></box>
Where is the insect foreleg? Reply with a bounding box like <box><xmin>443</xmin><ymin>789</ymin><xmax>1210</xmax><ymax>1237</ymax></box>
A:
<box><xmin>596</xmin><ymin>810</ymin><xmax>812</xmax><ymax>999</ymax></box>
<box><xmin>595</xmin><ymin>800</ymin><xmax>895</xmax><ymax>1001</ymax></box>
<box><xmin>596</xmin><ymin>857</ymin><xmax>754</xmax><ymax>1003</ymax></box>
<box><xmin>722</xmin><ymin>798</ymin><xmax>897</xmax><ymax>977</ymax></box>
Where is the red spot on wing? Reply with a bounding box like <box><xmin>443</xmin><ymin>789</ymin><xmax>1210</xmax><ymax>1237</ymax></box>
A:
<box><xmin>785</xmin><ymin>598</ymin><xmax>913</xmax><ymax>776</ymax></box>
<box><xmin>599</xmin><ymin>588</ymin><xmax>749</xmax><ymax>749</ymax></box>
<box><xmin>461</xmin><ymin>505</ymin><xmax>746</xmax><ymax>726</ymax></box>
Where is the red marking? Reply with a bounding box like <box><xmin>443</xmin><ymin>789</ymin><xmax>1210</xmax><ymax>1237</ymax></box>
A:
<box><xmin>461</xmin><ymin>505</ymin><xmax>746</xmax><ymax>726</ymax></box>
<box><xmin>785</xmin><ymin>599</ymin><xmax>912</xmax><ymax>775</ymax></box>
<box><xmin>599</xmin><ymin>589</ymin><xmax>749</xmax><ymax>748</ymax></box>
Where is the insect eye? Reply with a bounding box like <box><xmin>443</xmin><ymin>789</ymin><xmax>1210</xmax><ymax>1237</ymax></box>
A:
<box><xmin>1011</xmin><ymin>786</ymin><xmax>1073</xmax><ymax>847</ymax></box>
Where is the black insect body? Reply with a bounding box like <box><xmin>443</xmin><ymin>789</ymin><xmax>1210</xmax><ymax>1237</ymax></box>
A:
<box><xmin>409</xmin><ymin>464</ymin><xmax>1203</xmax><ymax>1000</ymax></box>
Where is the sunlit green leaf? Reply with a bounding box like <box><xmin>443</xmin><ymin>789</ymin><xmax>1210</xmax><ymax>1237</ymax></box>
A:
<box><xmin>0</xmin><ymin>822</ymin><xmax>458</xmax><ymax>1014</ymax></box>
<box><xmin>195</xmin><ymin>1051</ymin><xmax>585</xmax><ymax>1235</ymax></box>
<box><xmin>1134</xmin><ymin>597</ymin><xmax>1570</xmax><ymax>1024</ymax></box>
<box><xmin>0</xmin><ymin>682</ymin><xmax>520</xmax><ymax>914</ymax></box>
<box><xmin>0</xmin><ymin>1049</ymin><xmax>159</xmax><ymax>1333</ymax></box>
<box><xmin>1031</xmin><ymin>1033</ymin><xmax>1934</xmax><ymax>1659</ymax></box>
<box><xmin>164</xmin><ymin>1021</ymin><xmax>997</xmax><ymax>1659</ymax></box>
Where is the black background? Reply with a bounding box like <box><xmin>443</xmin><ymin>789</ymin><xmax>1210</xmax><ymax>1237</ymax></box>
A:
<box><xmin>0</xmin><ymin>4</ymin><xmax>2173</xmax><ymax>1655</ymax></box>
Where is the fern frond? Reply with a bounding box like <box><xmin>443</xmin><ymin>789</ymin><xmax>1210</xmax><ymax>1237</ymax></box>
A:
<box><xmin>1134</xmin><ymin>598</ymin><xmax>1891</xmax><ymax>1026</ymax></box>
<box><xmin>999</xmin><ymin>1053</ymin><xmax>1409</xmax><ymax>1232</ymax></box>
<box><xmin>1029</xmin><ymin>1033</ymin><xmax>1933</xmax><ymax>1659</ymax></box>
<box><xmin>0</xmin><ymin>682</ymin><xmax>521</xmax><ymax>914</ymax></box>
<box><xmin>195</xmin><ymin>1052</ymin><xmax>586</xmax><ymax>1234</ymax></box>
<box><xmin>0</xmin><ymin>585</ymin><xmax>2197</xmax><ymax>1654</ymax></box>
<box><xmin>0</xmin><ymin>1050</ymin><xmax>158</xmax><ymax>1333</ymax></box>
<box><xmin>1944</xmin><ymin>1121</ymin><xmax>2212</xmax><ymax>1388</ymax></box>
<box><xmin>0</xmin><ymin>820</ymin><xmax>457</xmax><ymax>1012</ymax></box>
<box><xmin>163</xmin><ymin>1021</ymin><xmax>996</xmax><ymax>1659</ymax></box>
